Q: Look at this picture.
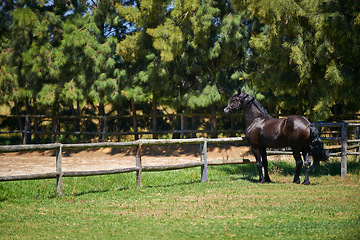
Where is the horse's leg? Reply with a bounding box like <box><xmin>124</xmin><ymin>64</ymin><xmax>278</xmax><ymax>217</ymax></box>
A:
<box><xmin>302</xmin><ymin>149</ymin><xmax>311</xmax><ymax>185</ymax></box>
<box><xmin>292</xmin><ymin>151</ymin><xmax>303</xmax><ymax>184</ymax></box>
<box><xmin>260</xmin><ymin>148</ymin><xmax>271</xmax><ymax>183</ymax></box>
<box><xmin>252</xmin><ymin>148</ymin><xmax>265</xmax><ymax>183</ymax></box>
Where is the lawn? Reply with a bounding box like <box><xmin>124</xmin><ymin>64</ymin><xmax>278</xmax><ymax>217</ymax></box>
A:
<box><xmin>0</xmin><ymin>157</ymin><xmax>359</xmax><ymax>239</ymax></box>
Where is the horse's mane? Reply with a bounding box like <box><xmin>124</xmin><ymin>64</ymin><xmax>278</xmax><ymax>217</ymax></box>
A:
<box><xmin>245</xmin><ymin>96</ymin><xmax>272</xmax><ymax>119</ymax></box>
<box><xmin>253</xmin><ymin>100</ymin><xmax>272</xmax><ymax>118</ymax></box>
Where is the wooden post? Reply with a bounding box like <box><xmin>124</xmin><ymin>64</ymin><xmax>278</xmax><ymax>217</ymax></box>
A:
<box><xmin>136</xmin><ymin>141</ymin><xmax>142</xmax><ymax>187</ymax></box>
<box><xmin>56</xmin><ymin>144</ymin><xmax>63</xmax><ymax>198</ymax></box>
<box><xmin>200</xmin><ymin>139</ymin><xmax>208</xmax><ymax>182</ymax></box>
<box><xmin>341</xmin><ymin>123</ymin><xmax>347</xmax><ymax>178</ymax></box>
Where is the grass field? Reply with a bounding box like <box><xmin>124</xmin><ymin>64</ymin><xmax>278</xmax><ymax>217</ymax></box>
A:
<box><xmin>1</xmin><ymin>157</ymin><xmax>359</xmax><ymax>239</ymax></box>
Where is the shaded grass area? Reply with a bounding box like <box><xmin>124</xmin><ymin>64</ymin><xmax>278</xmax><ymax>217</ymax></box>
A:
<box><xmin>0</xmin><ymin>157</ymin><xmax>359</xmax><ymax>239</ymax></box>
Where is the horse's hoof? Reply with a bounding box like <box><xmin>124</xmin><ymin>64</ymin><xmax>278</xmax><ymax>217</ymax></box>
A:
<box><xmin>302</xmin><ymin>180</ymin><xmax>310</xmax><ymax>185</ymax></box>
<box><xmin>265</xmin><ymin>178</ymin><xmax>271</xmax><ymax>183</ymax></box>
<box><xmin>258</xmin><ymin>179</ymin><xmax>265</xmax><ymax>184</ymax></box>
<box><xmin>293</xmin><ymin>179</ymin><xmax>300</xmax><ymax>184</ymax></box>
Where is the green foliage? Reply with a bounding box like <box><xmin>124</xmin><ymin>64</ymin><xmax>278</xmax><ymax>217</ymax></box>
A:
<box><xmin>231</xmin><ymin>0</ymin><xmax>360</xmax><ymax>119</ymax></box>
<box><xmin>147</xmin><ymin>18</ymin><xmax>184</xmax><ymax>62</ymax></box>
<box><xmin>186</xmin><ymin>85</ymin><xmax>221</xmax><ymax>108</ymax></box>
<box><xmin>0</xmin><ymin>0</ymin><xmax>359</xmax><ymax>124</ymax></box>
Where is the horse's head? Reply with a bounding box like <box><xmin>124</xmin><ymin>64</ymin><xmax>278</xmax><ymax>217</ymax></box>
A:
<box><xmin>224</xmin><ymin>90</ymin><xmax>250</xmax><ymax>115</ymax></box>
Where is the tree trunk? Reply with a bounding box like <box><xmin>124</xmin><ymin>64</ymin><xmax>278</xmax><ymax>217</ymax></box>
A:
<box><xmin>14</xmin><ymin>101</ymin><xmax>24</xmax><ymax>143</ymax></box>
<box><xmin>52</xmin><ymin>98</ymin><xmax>60</xmax><ymax>143</ymax></box>
<box><xmin>210</xmin><ymin>103</ymin><xmax>218</xmax><ymax>138</ymax></box>
<box><xmin>25</xmin><ymin>99</ymin><xmax>31</xmax><ymax>143</ymax></box>
<box><xmin>33</xmin><ymin>108</ymin><xmax>40</xmax><ymax>143</ymax></box>
<box><xmin>72</xmin><ymin>100</ymin><xmax>81</xmax><ymax>133</ymax></box>
<box><xmin>126</xmin><ymin>62</ymin><xmax>139</xmax><ymax>140</ymax></box>
<box><xmin>116</xmin><ymin>109</ymin><xmax>121</xmax><ymax>142</ymax></box>
<box><xmin>173</xmin><ymin>108</ymin><xmax>182</xmax><ymax>139</ymax></box>
<box><xmin>98</xmin><ymin>102</ymin><xmax>105</xmax><ymax>141</ymax></box>
<box><xmin>152</xmin><ymin>91</ymin><xmax>158</xmax><ymax>139</ymax></box>
<box><xmin>191</xmin><ymin>114</ymin><xmax>197</xmax><ymax>138</ymax></box>
<box><xmin>131</xmin><ymin>98</ymin><xmax>139</xmax><ymax>140</ymax></box>
<box><xmin>52</xmin><ymin>116</ymin><xmax>58</xmax><ymax>143</ymax></box>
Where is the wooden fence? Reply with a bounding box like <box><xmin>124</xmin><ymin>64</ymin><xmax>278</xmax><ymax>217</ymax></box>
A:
<box><xmin>0</xmin><ymin>137</ymin><xmax>254</xmax><ymax>198</ymax></box>
<box><xmin>0</xmin><ymin>122</ymin><xmax>359</xmax><ymax>198</ymax></box>
<box><xmin>0</xmin><ymin>113</ymin><xmax>244</xmax><ymax>143</ymax></box>
<box><xmin>1</xmin><ymin>114</ymin><xmax>359</xmax><ymax>144</ymax></box>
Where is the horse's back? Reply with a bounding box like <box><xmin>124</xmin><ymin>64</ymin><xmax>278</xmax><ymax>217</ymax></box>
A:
<box><xmin>256</xmin><ymin>115</ymin><xmax>311</xmax><ymax>149</ymax></box>
<box><xmin>283</xmin><ymin>115</ymin><xmax>311</xmax><ymax>149</ymax></box>
<box><xmin>285</xmin><ymin>115</ymin><xmax>311</xmax><ymax>132</ymax></box>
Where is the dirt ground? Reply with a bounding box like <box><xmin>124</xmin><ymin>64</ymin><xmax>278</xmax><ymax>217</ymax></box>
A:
<box><xmin>0</xmin><ymin>143</ymin><xmax>261</xmax><ymax>177</ymax></box>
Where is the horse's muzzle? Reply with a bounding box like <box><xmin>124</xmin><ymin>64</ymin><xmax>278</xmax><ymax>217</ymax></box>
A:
<box><xmin>224</xmin><ymin>107</ymin><xmax>231</xmax><ymax>115</ymax></box>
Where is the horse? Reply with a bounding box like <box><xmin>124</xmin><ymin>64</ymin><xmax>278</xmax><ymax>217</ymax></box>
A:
<box><xmin>224</xmin><ymin>90</ymin><xmax>329</xmax><ymax>184</ymax></box>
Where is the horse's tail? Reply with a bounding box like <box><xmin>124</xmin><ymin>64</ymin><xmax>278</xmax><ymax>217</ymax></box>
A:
<box><xmin>309</xmin><ymin>124</ymin><xmax>330</xmax><ymax>164</ymax></box>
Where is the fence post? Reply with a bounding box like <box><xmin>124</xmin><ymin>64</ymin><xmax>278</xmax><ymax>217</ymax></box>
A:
<box><xmin>200</xmin><ymin>139</ymin><xmax>208</xmax><ymax>182</ymax></box>
<box><xmin>136</xmin><ymin>140</ymin><xmax>142</xmax><ymax>187</ymax></box>
<box><xmin>341</xmin><ymin>123</ymin><xmax>347</xmax><ymax>178</ymax></box>
<box><xmin>56</xmin><ymin>144</ymin><xmax>63</xmax><ymax>198</ymax></box>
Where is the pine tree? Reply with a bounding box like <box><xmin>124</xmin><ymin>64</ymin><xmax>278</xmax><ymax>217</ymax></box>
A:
<box><xmin>231</xmin><ymin>0</ymin><xmax>360</xmax><ymax>120</ymax></box>
<box><xmin>145</xmin><ymin>0</ymin><xmax>252</xmax><ymax>137</ymax></box>
<box><xmin>116</xmin><ymin>0</ymin><xmax>171</xmax><ymax>138</ymax></box>
<box><xmin>0</xmin><ymin>1</ymin><xmax>124</xmax><ymax>142</ymax></box>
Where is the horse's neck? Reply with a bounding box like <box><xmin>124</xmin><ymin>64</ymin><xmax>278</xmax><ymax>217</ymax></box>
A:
<box><xmin>243</xmin><ymin>104</ymin><xmax>267</xmax><ymax>129</ymax></box>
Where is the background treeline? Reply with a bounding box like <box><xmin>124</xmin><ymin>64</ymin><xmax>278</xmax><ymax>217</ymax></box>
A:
<box><xmin>1</xmin><ymin>0</ymin><xmax>359</xmax><ymax>125</ymax></box>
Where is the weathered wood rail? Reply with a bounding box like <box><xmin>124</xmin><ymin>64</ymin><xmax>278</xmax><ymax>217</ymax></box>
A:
<box><xmin>0</xmin><ymin>122</ymin><xmax>359</xmax><ymax>198</ymax></box>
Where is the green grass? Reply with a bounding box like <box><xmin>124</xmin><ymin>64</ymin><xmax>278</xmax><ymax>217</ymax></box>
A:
<box><xmin>1</xmin><ymin>158</ymin><xmax>359</xmax><ymax>239</ymax></box>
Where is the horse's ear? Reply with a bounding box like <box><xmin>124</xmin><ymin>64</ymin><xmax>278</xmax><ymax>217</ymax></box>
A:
<box><xmin>237</xmin><ymin>87</ymin><xmax>241</xmax><ymax>94</ymax></box>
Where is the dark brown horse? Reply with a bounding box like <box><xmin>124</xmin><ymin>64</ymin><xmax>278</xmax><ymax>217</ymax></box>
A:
<box><xmin>224</xmin><ymin>90</ymin><xmax>329</xmax><ymax>184</ymax></box>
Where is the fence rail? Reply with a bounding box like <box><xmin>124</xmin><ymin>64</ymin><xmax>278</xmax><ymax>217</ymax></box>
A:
<box><xmin>0</xmin><ymin>137</ymin><xmax>256</xmax><ymax>197</ymax></box>
<box><xmin>0</xmin><ymin>113</ymin><xmax>248</xmax><ymax>143</ymax></box>
<box><xmin>1</xmin><ymin>114</ymin><xmax>359</xmax><ymax>143</ymax></box>
<box><xmin>1</xmin><ymin>122</ymin><xmax>359</xmax><ymax>198</ymax></box>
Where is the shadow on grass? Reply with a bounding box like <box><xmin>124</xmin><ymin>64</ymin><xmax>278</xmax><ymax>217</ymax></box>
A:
<box><xmin>144</xmin><ymin>179</ymin><xmax>202</xmax><ymax>189</ymax></box>
<box><xmin>1</xmin><ymin>158</ymin><xmax>358</xmax><ymax>200</ymax></box>
<box><xmin>216</xmin><ymin>157</ymin><xmax>360</xmax><ymax>183</ymax></box>
<box><xmin>53</xmin><ymin>158</ymin><xmax>359</xmax><ymax>197</ymax></box>
<box><xmin>72</xmin><ymin>189</ymin><xmax>112</xmax><ymax>197</ymax></box>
